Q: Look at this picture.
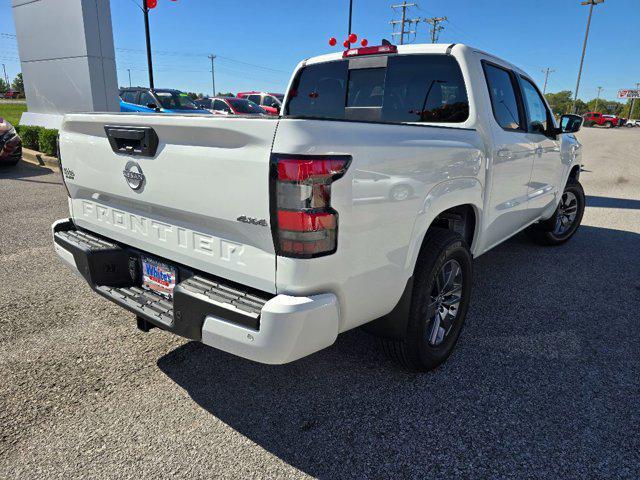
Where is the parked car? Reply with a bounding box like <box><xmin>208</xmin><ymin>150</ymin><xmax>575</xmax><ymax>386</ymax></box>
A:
<box><xmin>603</xmin><ymin>114</ymin><xmax>624</xmax><ymax>127</ymax></box>
<box><xmin>119</xmin><ymin>88</ymin><xmax>212</xmax><ymax>114</ymax></box>
<box><xmin>236</xmin><ymin>91</ymin><xmax>284</xmax><ymax>115</ymax></box>
<box><xmin>2</xmin><ymin>90</ymin><xmax>20</xmax><ymax>99</ymax></box>
<box><xmin>582</xmin><ymin>111</ymin><xmax>620</xmax><ymax>128</ymax></box>
<box><xmin>194</xmin><ymin>97</ymin><xmax>267</xmax><ymax>115</ymax></box>
<box><xmin>54</xmin><ymin>43</ymin><xmax>584</xmax><ymax>372</ymax></box>
<box><xmin>0</xmin><ymin>117</ymin><xmax>22</xmax><ymax>166</ymax></box>
<box><xmin>625</xmin><ymin>118</ymin><xmax>640</xmax><ymax>127</ymax></box>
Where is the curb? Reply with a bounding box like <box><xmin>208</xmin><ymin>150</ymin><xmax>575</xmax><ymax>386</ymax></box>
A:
<box><xmin>21</xmin><ymin>148</ymin><xmax>59</xmax><ymax>171</ymax></box>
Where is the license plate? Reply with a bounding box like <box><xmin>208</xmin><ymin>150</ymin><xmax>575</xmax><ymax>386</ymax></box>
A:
<box><xmin>141</xmin><ymin>256</ymin><xmax>177</xmax><ymax>298</ymax></box>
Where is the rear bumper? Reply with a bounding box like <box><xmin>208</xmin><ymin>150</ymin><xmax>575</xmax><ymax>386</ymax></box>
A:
<box><xmin>52</xmin><ymin>218</ymin><xmax>339</xmax><ymax>364</ymax></box>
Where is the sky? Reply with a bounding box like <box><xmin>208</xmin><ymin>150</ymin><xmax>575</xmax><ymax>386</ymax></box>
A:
<box><xmin>1</xmin><ymin>0</ymin><xmax>639</xmax><ymax>102</ymax></box>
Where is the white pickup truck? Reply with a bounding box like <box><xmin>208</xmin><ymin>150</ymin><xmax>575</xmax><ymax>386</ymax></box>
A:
<box><xmin>53</xmin><ymin>43</ymin><xmax>585</xmax><ymax>371</ymax></box>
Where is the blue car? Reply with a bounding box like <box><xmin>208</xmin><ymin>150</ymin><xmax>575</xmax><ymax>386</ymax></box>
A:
<box><xmin>119</xmin><ymin>88</ymin><xmax>212</xmax><ymax>114</ymax></box>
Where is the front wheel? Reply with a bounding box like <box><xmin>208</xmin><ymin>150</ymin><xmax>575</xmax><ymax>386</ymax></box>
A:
<box><xmin>382</xmin><ymin>228</ymin><xmax>473</xmax><ymax>371</ymax></box>
<box><xmin>604</xmin><ymin>121</ymin><xmax>613</xmax><ymax>129</ymax></box>
<box><xmin>527</xmin><ymin>180</ymin><xmax>585</xmax><ymax>246</ymax></box>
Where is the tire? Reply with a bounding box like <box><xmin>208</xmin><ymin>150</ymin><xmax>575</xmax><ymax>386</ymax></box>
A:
<box><xmin>527</xmin><ymin>180</ymin><xmax>585</xmax><ymax>246</ymax></box>
<box><xmin>382</xmin><ymin>228</ymin><xmax>473</xmax><ymax>372</ymax></box>
<box><xmin>604</xmin><ymin>121</ymin><xmax>613</xmax><ymax>129</ymax></box>
<box><xmin>389</xmin><ymin>184</ymin><xmax>413</xmax><ymax>202</ymax></box>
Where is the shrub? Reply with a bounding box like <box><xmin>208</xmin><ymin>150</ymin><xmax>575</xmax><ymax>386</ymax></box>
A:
<box><xmin>38</xmin><ymin>128</ymin><xmax>58</xmax><ymax>157</ymax></box>
<box><xmin>18</xmin><ymin>125</ymin><xmax>40</xmax><ymax>150</ymax></box>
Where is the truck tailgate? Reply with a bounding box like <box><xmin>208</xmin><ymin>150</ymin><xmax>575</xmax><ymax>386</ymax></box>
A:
<box><xmin>59</xmin><ymin>113</ymin><xmax>278</xmax><ymax>293</ymax></box>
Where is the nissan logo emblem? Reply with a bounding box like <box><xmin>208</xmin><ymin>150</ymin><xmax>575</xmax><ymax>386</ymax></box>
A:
<box><xmin>123</xmin><ymin>161</ymin><xmax>145</xmax><ymax>191</ymax></box>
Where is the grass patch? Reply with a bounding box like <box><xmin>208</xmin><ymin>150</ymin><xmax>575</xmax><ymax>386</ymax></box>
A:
<box><xmin>0</xmin><ymin>102</ymin><xmax>27</xmax><ymax>126</ymax></box>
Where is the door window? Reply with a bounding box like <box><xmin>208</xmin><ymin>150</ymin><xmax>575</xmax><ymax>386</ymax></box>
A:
<box><xmin>247</xmin><ymin>94</ymin><xmax>262</xmax><ymax>105</ymax></box>
<box><xmin>262</xmin><ymin>95</ymin><xmax>279</xmax><ymax>107</ymax></box>
<box><xmin>121</xmin><ymin>91</ymin><xmax>136</xmax><ymax>103</ymax></box>
<box><xmin>213</xmin><ymin>99</ymin><xmax>232</xmax><ymax>113</ymax></box>
<box><xmin>520</xmin><ymin>77</ymin><xmax>551</xmax><ymax>134</ymax></box>
<box><xmin>483</xmin><ymin>63</ymin><xmax>523</xmax><ymax>131</ymax></box>
<box><xmin>138</xmin><ymin>91</ymin><xmax>156</xmax><ymax>107</ymax></box>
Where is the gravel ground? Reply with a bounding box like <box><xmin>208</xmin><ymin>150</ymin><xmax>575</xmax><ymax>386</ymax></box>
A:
<box><xmin>1</xmin><ymin>127</ymin><xmax>639</xmax><ymax>479</ymax></box>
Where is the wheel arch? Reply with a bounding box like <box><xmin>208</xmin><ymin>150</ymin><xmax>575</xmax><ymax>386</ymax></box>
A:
<box><xmin>405</xmin><ymin>178</ymin><xmax>483</xmax><ymax>274</ymax></box>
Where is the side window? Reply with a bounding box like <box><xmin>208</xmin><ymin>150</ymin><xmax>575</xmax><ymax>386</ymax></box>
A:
<box><xmin>262</xmin><ymin>96</ymin><xmax>277</xmax><ymax>107</ymax></box>
<box><xmin>247</xmin><ymin>94</ymin><xmax>262</xmax><ymax>105</ymax></box>
<box><xmin>214</xmin><ymin>99</ymin><xmax>231</xmax><ymax>112</ymax></box>
<box><xmin>121</xmin><ymin>91</ymin><xmax>136</xmax><ymax>103</ymax></box>
<box><xmin>382</xmin><ymin>54</ymin><xmax>469</xmax><ymax>123</ymax></box>
<box><xmin>138</xmin><ymin>91</ymin><xmax>156</xmax><ymax>107</ymax></box>
<box><xmin>519</xmin><ymin>77</ymin><xmax>551</xmax><ymax>134</ymax></box>
<box><xmin>483</xmin><ymin>63</ymin><xmax>523</xmax><ymax>131</ymax></box>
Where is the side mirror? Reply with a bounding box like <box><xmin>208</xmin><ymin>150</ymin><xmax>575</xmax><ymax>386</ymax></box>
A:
<box><xmin>559</xmin><ymin>114</ymin><xmax>583</xmax><ymax>134</ymax></box>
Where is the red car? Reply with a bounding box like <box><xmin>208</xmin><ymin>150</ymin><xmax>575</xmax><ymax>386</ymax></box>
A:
<box><xmin>0</xmin><ymin>117</ymin><xmax>22</xmax><ymax>166</ymax></box>
<box><xmin>194</xmin><ymin>97</ymin><xmax>267</xmax><ymax>115</ymax></box>
<box><xmin>236</xmin><ymin>91</ymin><xmax>284</xmax><ymax>115</ymax></box>
<box><xmin>2</xmin><ymin>90</ymin><xmax>20</xmax><ymax>99</ymax></box>
<box><xmin>582</xmin><ymin>112</ymin><xmax>621</xmax><ymax>128</ymax></box>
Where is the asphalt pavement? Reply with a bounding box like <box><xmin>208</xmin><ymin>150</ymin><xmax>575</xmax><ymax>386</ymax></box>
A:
<box><xmin>1</xmin><ymin>127</ymin><xmax>639</xmax><ymax>479</ymax></box>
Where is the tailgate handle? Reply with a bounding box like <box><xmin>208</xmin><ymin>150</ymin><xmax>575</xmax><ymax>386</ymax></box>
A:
<box><xmin>104</xmin><ymin>126</ymin><xmax>159</xmax><ymax>157</ymax></box>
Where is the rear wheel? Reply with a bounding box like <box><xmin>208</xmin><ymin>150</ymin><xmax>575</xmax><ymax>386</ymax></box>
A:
<box><xmin>604</xmin><ymin>121</ymin><xmax>613</xmax><ymax>129</ymax></box>
<box><xmin>382</xmin><ymin>228</ymin><xmax>472</xmax><ymax>371</ymax></box>
<box><xmin>527</xmin><ymin>180</ymin><xmax>585</xmax><ymax>246</ymax></box>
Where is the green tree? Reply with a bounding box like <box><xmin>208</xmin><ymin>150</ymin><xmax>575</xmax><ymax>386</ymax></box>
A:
<box><xmin>0</xmin><ymin>78</ymin><xmax>8</xmax><ymax>93</ymax></box>
<box><xmin>11</xmin><ymin>73</ymin><xmax>23</xmax><ymax>95</ymax></box>
<box><xmin>544</xmin><ymin>90</ymin><xmax>573</xmax><ymax>115</ymax></box>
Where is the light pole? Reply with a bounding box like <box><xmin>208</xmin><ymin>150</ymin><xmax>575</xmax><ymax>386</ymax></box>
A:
<box><xmin>595</xmin><ymin>86</ymin><xmax>603</xmax><ymax>112</ymax></box>
<box><xmin>208</xmin><ymin>54</ymin><xmax>216</xmax><ymax>97</ymax></box>
<box><xmin>127</xmin><ymin>69</ymin><xmax>132</xmax><ymax>88</ymax></box>
<box><xmin>142</xmin><ymin>0</ymin><xmax>155</xmax><ymax>89</ymax></box>
<box><xmin>347</xmin><ymin>0</ymin><xmax>353</xmax><ymax>46</ymax></box>
<box><xmin>572</xmin><ymin>0</ymin><xmax>604</xmax><ymax>113</ymax></box>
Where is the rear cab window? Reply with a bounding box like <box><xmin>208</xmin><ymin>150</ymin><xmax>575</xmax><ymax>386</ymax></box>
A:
<box><xmin>285</xmin><ymin>54</ymin><xmax>469</xmax><ymax>124</ymax></box>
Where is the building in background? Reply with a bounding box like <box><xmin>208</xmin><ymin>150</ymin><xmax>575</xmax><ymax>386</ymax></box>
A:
<box><xmin>12</xmin><ymin>0</ymin><xmax>118</xmax><ymax>128</ymax></box>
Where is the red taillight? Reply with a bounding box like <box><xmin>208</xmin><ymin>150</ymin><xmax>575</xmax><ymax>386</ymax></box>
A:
<box><xmin>271</xmin><ymin>154</ymin><xmax>351</xmax><ymax>258</ymax></box>
<box><xmin>342</xmin><ymin>44</ymin><xmax>398</xmax><ymax>58</ymax></box>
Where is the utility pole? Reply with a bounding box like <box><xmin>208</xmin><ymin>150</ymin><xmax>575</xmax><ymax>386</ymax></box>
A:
<box><xmin>541</xmin><ymin>67</ymin><xmax>555</xmax><ymax>94</ymax></box>
<box><xmin>1</xmin><ymin>64</ymin><xmax>9</xmax><ymax>89</ymax></box>
<box><xmin>425</xmin><ymin>17</ymin><xmax>447</xmax><ymax>43</ymax></box>
<box><xmin>595</xmin><ymin>86</ymin><xmax>603</xmax><ymax>111</ymax></box>
<box><xmin>208</xmin><ymin>54</ymin><xmax>216</xmax><ymax>97</ymax></box>
<box><xmin>142</xmin><ymin>0</ymin><xmax>155</xmax><ymax>89</ymax></box>
<box><xmin>127</xmin><ymin>69</ymin><xmax>132</xmax><ymax>88</ymax></box>
<box><xmin>572</xmin><ymin>0</ymin><xmax>604</xmax><ymax>113</ymax></box>
<box><xmin>390</xmin><ymin>2</ymin><xmax>419</xmax><ymax>45</ymax></box>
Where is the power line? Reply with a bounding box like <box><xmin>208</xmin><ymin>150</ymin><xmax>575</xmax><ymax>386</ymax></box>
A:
<box><xmin>425</xmin><ymin>16</ymin><xmax>447</xmax><ymax>43</ymax></box>
<box><xmin>390</xmin><ymin>2</ymin><xmax>420</xmax><ymax>45</ymax></box>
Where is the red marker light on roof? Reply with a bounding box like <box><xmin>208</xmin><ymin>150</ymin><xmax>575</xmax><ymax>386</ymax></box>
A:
<box><xmin>343</xmin><ymin>44</ymin><xmax>398</xmax><ymax>58</ymax></box>
<box><xmin>329</xmin><ymin>37</ymin><xmax>337</xmax><ymax>46</ymax></box>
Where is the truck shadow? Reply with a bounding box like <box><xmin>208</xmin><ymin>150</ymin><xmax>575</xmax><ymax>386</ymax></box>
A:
<box><xmin>157</xmin><ymin>225</ymin><xmax>640</xmax><ymax>478</ymax></box>
<box><xmin>0</xmin><ymin>160</ymin><xmax>61</xmax><ymax>184</ymax></box>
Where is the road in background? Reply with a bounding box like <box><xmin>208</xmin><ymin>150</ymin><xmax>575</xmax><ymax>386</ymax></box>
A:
<box><xmin>1</xmin><ymin>128</ymin><xmax>639</xmax><ymax>479</ymax></box>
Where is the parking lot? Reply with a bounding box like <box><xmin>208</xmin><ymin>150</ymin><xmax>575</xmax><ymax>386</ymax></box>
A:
<box><xmin>1</xmin><ymin>127</ymin><xmax>639</xmax><ymax>479</ymax></box>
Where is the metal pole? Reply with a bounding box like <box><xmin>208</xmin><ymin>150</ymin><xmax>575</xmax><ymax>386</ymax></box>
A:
<box><xmin>2</xmin><ymin>63</ymin><xmax>8</xmax><ymax>88</ymax></box>
<box><xmin>143</xmin><ymin>0</ymin><xmax>155</xmax><ymax>89</ymax></box>
<box><xmin>347</xmin><ymin>0</ymin><xmax>353</xmax><ymax>47</ymax></box>
<box><xmin>572</xmin><ymin>1</ymin><xmax>599</xmax><ymax>113</ymax></box>
<box><xmin>208</xmin><ymin>55</ymin><xmax>216</xmax><ymax>97</ymax></box>
<box><xmin>127</xmin><ymin>69</ymin><xmax>132</xmax><ymax>88</ymax></box>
